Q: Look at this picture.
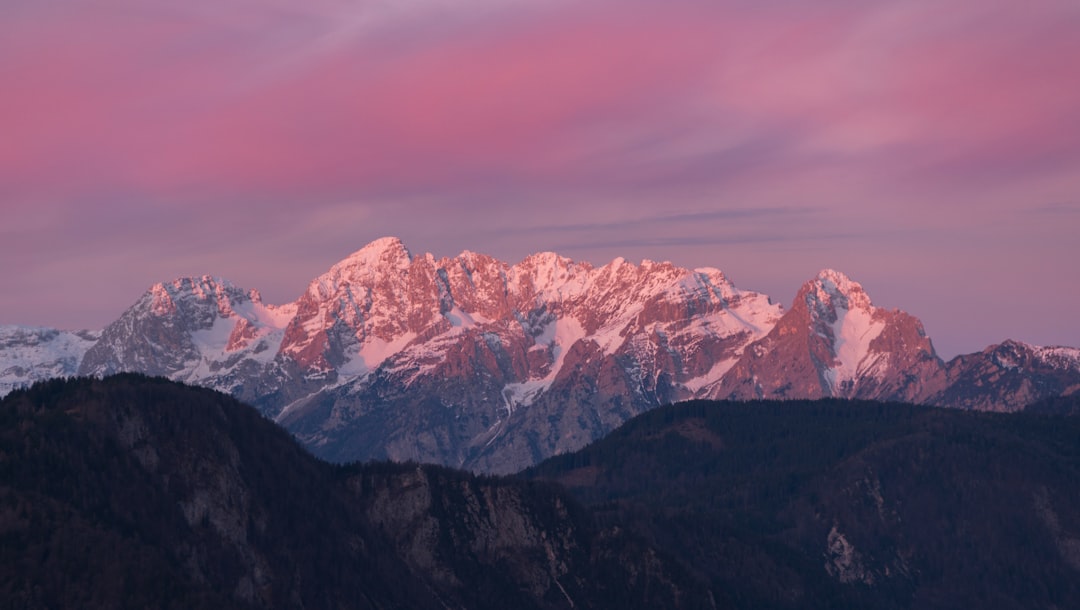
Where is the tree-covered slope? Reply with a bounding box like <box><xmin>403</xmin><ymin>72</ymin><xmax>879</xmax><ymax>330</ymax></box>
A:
<box><xmin>0</xmin><ymin>375</ymin><xmax>705</xmax><ymax>609</ymax></box>
<box><xmin>527</xmin><ymin>399</ymin><xmax>1080</xmax><ymax>609</ymax></box>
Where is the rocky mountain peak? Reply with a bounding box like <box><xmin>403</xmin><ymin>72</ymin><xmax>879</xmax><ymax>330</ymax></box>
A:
<box><xmin>317</xmin><ymin>237</ymin><xmax>414</xmax><ymax>288</ymax></box>
<box><xmin>511</xmin><ymin>251</ymin><xmax>592</xmax><ymax>299</ymax></box>
<box><xmin>518</xmin><ymin>250</ymin><xmax>575</xmax><ymax>269</ymax></box>
<box><xmin>801</xmin><ymin>269</ymin><xmax>873</xmax><ymax>318</ymax></box>
<box><xmin>76</xmin><ymin>274</ymin><xmax>292</xmax><ymax>390</ymax></box>
<box><xmin>927</xmin><ymin>340</ymin><xmax>1080</xmax><ymax>411</ymax></box>
<box><xmin>975</xmin><ymin>340</ymin><xmax>1080</xmax><ymax>374</ymax></box>
<box><xmin>280</xmin><ymin>238</ymin><xmax>450</xmax><ymax>375</ymax></box>
<box><xmin>438</xmin><ymin>251</ymin><xmax>511</xmax><ymax>321</ymax></box>
<box><xmin>444</xmin><ymin>250</ymin><xmax>508</xmax><ymax>291</ymax></box>
<box><xmin>341</xmin><ymin>236</ymin><xmax>412</xmax><ymax>266</ymax></box>
<box><xmin>987</xmin><ymin>340</ymin><xmax>1031</xmax><ymax>368</ymax></box>
<box><xmin>148</xmin><ymin>275</ymin><xmax>251</xmax><ymax>319</ymax></box>
<box><xmin>715</xmin><ymin>269</ymin><xmax>945</xmax><ymax>403</ymax></box>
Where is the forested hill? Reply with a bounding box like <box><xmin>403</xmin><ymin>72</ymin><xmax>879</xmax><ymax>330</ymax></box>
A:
<box><xmin>7</xmin><ymin>375</ymin><xmax>1079</xmax><ymax>609</ymax></box>
<box><xmin>0</xmin><ymin>375</ymin><xmax>705</xmax><ymax>609</ymax></box>
<box><xmin>527</xmin><ymin>398</ymin><xmax>1080</xmax><ymax>609</ymax></box>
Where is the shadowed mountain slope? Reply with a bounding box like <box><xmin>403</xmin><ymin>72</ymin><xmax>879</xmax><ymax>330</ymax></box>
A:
<box><xmin>0</xmin><ymin>375</ymin><xmax>706</xmax><ymax>609</ymax></box>
<box><xmin>527</xmin><ymin>399</ymin><xmax>1080</xmax><ymax>609</ymax></box>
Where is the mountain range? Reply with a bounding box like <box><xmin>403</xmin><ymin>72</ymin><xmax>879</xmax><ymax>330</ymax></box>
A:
<box><xmin>2</xmin><ymin>237</ymin><xmax>1078</xmax><ymax>472</ymax></box>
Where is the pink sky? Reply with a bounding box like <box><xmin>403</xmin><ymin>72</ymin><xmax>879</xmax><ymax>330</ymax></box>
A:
<box><xmin>2</xmin><ymin>0</ymin><xmax>1079</xmax><ymax>358</ymax></box>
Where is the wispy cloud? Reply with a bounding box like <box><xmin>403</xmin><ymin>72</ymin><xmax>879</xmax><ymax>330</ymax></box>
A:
<box><xmin>550</xmin><ymin>231</ymin><xmax>862</xmax><ymax>255</ymax></box>
<box><xmin>499</xmin><ymin>207</ymin><xmax>822</xmax><ymax>236</ymax></box>
<box><xmin>1031</xmin><ymin>202</ymin><xmax>1080</xmax><ymax>215</ymax></box>
<box><xmin>4</xmin><ymin>0</ymin><xmax>1078</xmax><ymax>209</ymax></box>
<box><xmin>1</xmin><ymin>0</ymin><xmax>1078</xmax><ymax>356</ymax></box>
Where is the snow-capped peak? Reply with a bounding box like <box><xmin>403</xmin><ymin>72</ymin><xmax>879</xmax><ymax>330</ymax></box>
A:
<box><xmin>517</xmin><ymin>251</ymin><xmax>580</xmax><ymax>275</ymax></box>
<box><xmin>0</xmin><ymin>325</ymin><xmax>101</xmax><ymax>395</ymax></box>
<box><xmin>794</xmin><ymin>270</ymin><xmax>887</xmax><ymax>393</ymax></box>
<box><xmin>304</xmin><ymin>237</ymin><xmax>416</xmax><ymax>301</ymax></box>
<box><xmin>511</xmin><ymin>252</ymin><xmax>593</xmax><ymax>300</ymax></box>
<box><xmin>334</xmin><ymin>236</ymin><xmax>413</xmax><ymax>272</ymax></box>
<box><xmin>805</xmin><ymin>269</ymin><xmax>873</xmax><ymax>314</ymax></box>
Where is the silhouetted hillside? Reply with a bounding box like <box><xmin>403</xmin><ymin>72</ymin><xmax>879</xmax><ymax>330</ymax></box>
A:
<box><xmin>9</xmin><ymin>376</ymin><xmax>1078</xmax><ymax>609</ymax></box>
<box><xmin>1025</xmin><ymin>393</ymin><xmax>1080</xmax><ymax>415</ymax></box>
<box><xmin>0</xmin><ymin>375</ymin><xmax>706</xmax><ymax>609</ymax></box>
<box><xmin>526</xmin><ymin>399</ymin><xmax>1080</xmax><ymax>609</ymax></box>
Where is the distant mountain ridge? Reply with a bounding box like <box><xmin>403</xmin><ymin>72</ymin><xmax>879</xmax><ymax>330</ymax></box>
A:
<box><xmin>2</xmin><ymin>237</ymin><xmax>1078</xmax><ymax>471</ymax></box>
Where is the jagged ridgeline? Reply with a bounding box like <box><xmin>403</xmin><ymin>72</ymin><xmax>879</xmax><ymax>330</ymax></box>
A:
<box><xmin>2</xmin><ymin>237</ymin><xmax>1079</xmax><ymax>473</ymax></box>
<box><xmin>526</xmin><ymin>398</ymin><xmax>1080</xmax><ymax>610</ymax></box>
<box><xmin>0</xmin><ymin>375</ymin><xmax>707</xmax><ymax>610</ymax></box>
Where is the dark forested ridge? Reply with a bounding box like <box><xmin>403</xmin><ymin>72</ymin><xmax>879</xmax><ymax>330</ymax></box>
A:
<box><xmin>526</xmin><ymin>399</ymin><xmax>1080</xmax><ymax>609</ymax></box>
<box><xmin>1024</xmin><ymin>393</ymin><xmax>1080</xmax><ymax>415</ymax></box>
<box><xmin>5</xmin><ymin>376</ymin><xmax>1080</xmax><ymax>609</ymax></box>
<box><xmin>0</xmin><ymin>375</ymin><xmax>705</xmax><ymax>609</ymax></box>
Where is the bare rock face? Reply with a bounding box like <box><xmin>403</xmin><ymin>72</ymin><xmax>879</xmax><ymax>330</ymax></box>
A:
<box><xmin>714</xmin><ymin>270</ymin><xmax>946</xmax><ymax>403</ymax></box>
<box><xmin>3</xmin><ymin>238</ymin><xmax>1079</xmax><ymax>471</ymax></box>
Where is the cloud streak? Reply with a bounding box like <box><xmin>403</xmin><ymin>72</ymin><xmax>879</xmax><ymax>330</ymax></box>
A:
<box><xmin>4</xmin><ymin>0</ymin><xmax>1078</xmax><ymax>206</ymax></box>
